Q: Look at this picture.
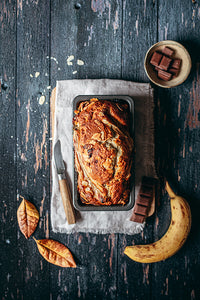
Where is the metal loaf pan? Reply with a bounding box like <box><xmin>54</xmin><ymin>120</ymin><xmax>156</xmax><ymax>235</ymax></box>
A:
<box><xmin>72</xmin><ymin>95</ymin><xmax>135</xmax><ymax>211</ymax></box>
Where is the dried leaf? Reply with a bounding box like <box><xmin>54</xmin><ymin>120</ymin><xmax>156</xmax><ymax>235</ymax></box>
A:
<box><xmin>33</xmin><ymin>238</ymin><xmax>76</xmax><ymax>268</ymax></box>
<box><xmin>17</xmin><ymin>197</ymin><xmax>39</xmax><ymax>239</ymax></box>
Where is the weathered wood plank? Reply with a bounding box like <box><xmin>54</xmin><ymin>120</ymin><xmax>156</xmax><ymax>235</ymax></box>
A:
<box><xmin>0</xmin><ymin>1</ymin><xmax>17</xmax><ymax>299</ymax></box>
<box><xmin>50</xmin><ymin>0</ymin><xmax>122</xmax><ymax>87</ymax></box>
<box><xmin>49</xmin><ymin>233</ymin><xmax>118</xmax><ymax>300</ymax></box>
<box><xmin>50</xmin><ymin>0</ymin><xmax>123</xmax><ymax>298</ymax></box>
<box><xmin>16</xmin><ymin>0</ymin><xmax>51</xmax><ymax>298</ymax></box>
<box><xmin>117</xmin><ymin>0</ymin><xmax>157</xmax><ymax>298</ymax></box>
<box><xmin>153</xmin><ymin>0</ymin><xmax>200</xmax><ymax>299</ymax></box>
<box><xmin>121</xmin><ymin>0</ymin><xmax>158</xmax><ymax>82</ymax></box>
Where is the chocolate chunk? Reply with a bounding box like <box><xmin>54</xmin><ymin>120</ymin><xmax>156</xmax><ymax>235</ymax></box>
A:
<box><xmin>137</xmin><ymin>195</ymin><xmax>151</xmax><ymax>206</ymax></box>
<box><xmin>155</xmin><ymin>66</ymin><xmax>161</xmax><ymax>71</ymax></box>
<box><xmin>130</xmin><ymin>214</ymin><xmax>145</xmax><ymax>223</ymax></box>
<box><xmin>162</xmin><ymin>46</ymin><xmax>174</xmax><ymax>57</ymax></box>
<box><xmin>87</xmin><ymin>148</ymin><xmax>93</xmax><ymax>158</ymax></box>
<box><xmin>171</xmin><ymin>59</ymin><xmax>181</xmax><ymax>70</ymax></box>
<box><xmin>158</xmin><ymin>69</ymin><xmax>172</xmax><ymax>81</ymax></box>
<box><xmin>134</xmin><ymin>204</ymin><xmax>148</xmax><ymax>216</ymax></box>
<box><xmin>130</xmin><ymin>176</ymin><xmax>157</xmax><ymax>223</ymax></box>
<box><xmin>168</xmin><ymin>67</ymin><xmax>179</xmax><ymax>77</ymax></box>
<box><xmin>150</xmin><ymin>52</ymin><xmax>163</xmax><ymax>67</ymax></box>
<box><xmin>142</xmin><ymin>176</ymin><xmax>157</xmax><ymax>187</ymax></box>
<box><xmin>139</xmin><ymin>185</ymin><xmax>153</xmax><ymax>197</ymax></box>
<box><xmin>159</xmin><ymin>56</ymin><xmax>172</xmax><ymax>70</ymax></box>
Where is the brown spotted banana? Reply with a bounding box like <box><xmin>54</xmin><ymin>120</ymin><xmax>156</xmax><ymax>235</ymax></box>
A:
<box><xmin>124</xmin><ymin>181</ymin><xmax>192</xmax><ymax>263</ymax></box>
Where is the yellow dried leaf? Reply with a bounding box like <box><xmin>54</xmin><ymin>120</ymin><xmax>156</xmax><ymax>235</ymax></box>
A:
<box><xmin>34</xmin><ymin>238</ymin><xmax>76</xmax><ymax>268</ymax></box>
<box><xmin>17</xmin><ymin>197</ymin><xmax>39</xmax><ymax>239</ymax></box>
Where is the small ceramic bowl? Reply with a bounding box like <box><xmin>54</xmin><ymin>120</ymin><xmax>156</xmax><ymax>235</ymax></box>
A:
<box><xmin>144</xmin><ymin>40</ymin><xmax>192</xmax><ymax>88</ymax></box>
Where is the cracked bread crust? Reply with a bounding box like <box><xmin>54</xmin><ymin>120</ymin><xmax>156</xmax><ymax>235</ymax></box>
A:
<box><xmin>73</xmin><ymin>98</ymin><xmax>133</xmax><ymax>206</ymax></box>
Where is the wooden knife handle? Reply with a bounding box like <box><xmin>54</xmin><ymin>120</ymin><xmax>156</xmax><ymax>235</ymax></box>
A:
<box><xmin>59</xmin><ymin>179</ymin><xmax>76</xmax><ymax>224</ymax></box>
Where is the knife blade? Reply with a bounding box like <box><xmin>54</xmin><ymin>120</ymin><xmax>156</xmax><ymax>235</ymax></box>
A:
<box><xmin>54</xmin><ymin>139</ymin><xmax>76</xmax><ymax>224</ymax></box>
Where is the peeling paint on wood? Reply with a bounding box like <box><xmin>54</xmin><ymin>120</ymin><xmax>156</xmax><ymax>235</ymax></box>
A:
<box><xmin>91</xmin><ymin>0</ymin><xmax>107</xmax><ymax>15</ymax></box>
<box><xmin>39</xmin><ymin>187</ymin><xmax>46</xmax><ymax>219</ymax></box>
<box><xmin>165</xmin><ymin>278</ymin><xmax>169</xmax><ymax>295</ymax></box>
<box><xmin>113</xmin><ymin>10</ymin><xmax>119</xmax><ymax>33</ymax></box>
<box><xmin>17</xmin><ymin>0</ymin><xmax>23</xmax><ymax>17</ymax></box>
<box><xmin>185</xmin><ymin>64</ymin><xmax>200</xmax><ymax>129</ymax></box>
<box><xmin>34</xmin><ymin>117</ymin><xmax>48</xmax><ymax>174</ymax></box>
<box><xmin>108</xmin><ymin>234</ymin><xmax>115</xmax><ymax>273</ymax></box>
<box><xmin>25</xmin><ymin>99</ymin><xmax>30</xmax><ymax>150</ymax></box>
<box><xmin>143</xmin><ymin>264</ymin><xmax>149</xmax><ymax>285</ymax></box>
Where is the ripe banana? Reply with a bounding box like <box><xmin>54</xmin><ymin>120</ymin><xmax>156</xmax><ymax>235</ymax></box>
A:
<box><xmin>124</xmin><ymin>181</ymin><xmax>192</xmax><ymax>263</ymax></box>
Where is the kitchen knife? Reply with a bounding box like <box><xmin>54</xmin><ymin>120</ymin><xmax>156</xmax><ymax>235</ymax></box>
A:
<box><xmin>54</xmin><ymin>139</ymin><xmax>76</xmax><ymax>224</ymax></box>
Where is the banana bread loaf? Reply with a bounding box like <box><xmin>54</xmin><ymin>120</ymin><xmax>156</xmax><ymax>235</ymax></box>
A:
<box><xmin>73</xmin><ymin>98</ymin><xmax>133</xmax><ymax>206</ymax></box>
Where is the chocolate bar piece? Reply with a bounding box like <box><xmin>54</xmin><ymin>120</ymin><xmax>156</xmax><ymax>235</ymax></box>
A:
<box><xmin>171</xmin><ymin>59</ymin><xmax>181</xmax><ymax>69</ymax></box>
<box><xmin>134</xmin><ymin>204</ymin><xmax>148</xmax><ymax>215</ymax></box>
<box><xmin>150</xmin><ymin>52</ymin><xmax>163</xmax><ymax>67</ymax></box>
<box><xmin>162</xmin><ymin>46</ymin><xmax>174</xmax><ymax>57</ymax></box>
<box><xmin>142</xmin><ymin>176</ymin><xmax>157</xmax><ymax>186</ymax></box>
<box><xmin>158</xmin><ymin>56</ymin><xmax>172</xmax><ymax>70</ymax></box>
<box><xmin>155</xmin><ymin>65</ymin><xmax>165</xmax><ymax>71</ymax></box>
<box><xmin>169</xmin><ymin>67</ymin><xmax>179</xmax><ymax>77</ymax></box>
<box><xmin>137</xmin><ymin>195</ymin><xmax>151</xmax><ymax>206</ymax></box>
<box><xmin>130</xmin><ymin>213</ymin><xmax>145</xmax><ymax>223</ymax></box>
<box><xmin>158</xmin><ymin>69</ymin><xmax>172</xmax><ymax>81</ymax></box>
<box><xmin>130</xmin><ymin>176</ymin><xmax>157</xmax><ymax>224</ymax></box>
<box><xmin>150</xmin><ymin>47</ymin><xmax>182</xmax><ymax>82</ymax></box>
<box><xmin>139</xmin><ymin>185</ymin><xmax>153</xmax><ymax>197</ymax></box>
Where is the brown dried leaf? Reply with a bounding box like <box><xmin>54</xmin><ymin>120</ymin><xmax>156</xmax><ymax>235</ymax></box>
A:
<box><xmin>33</xmin><ymin>238</ymin><xmax>76</xmax><ymax>268</ymax></box>
<box><xmin>17</xmin><ymin>197</ymin><xmax>39</xmax><ymax>239</ymax></box>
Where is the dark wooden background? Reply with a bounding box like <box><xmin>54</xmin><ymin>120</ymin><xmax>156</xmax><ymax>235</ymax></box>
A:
<box><xmin>1</xmin><ymin>0</ymin><xmax>200</xmax><ymax>299</ymax></box>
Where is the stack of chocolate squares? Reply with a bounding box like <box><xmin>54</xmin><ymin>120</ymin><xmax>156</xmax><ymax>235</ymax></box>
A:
<box><xmin>130</xmin><ymin>177</ymin><xmax>157</xmax><ymax>223</ymax></box>
<box><xmin>150</xmin><ymin>47</ymin><xmax>181</xmax><ymax>81</ymax></box>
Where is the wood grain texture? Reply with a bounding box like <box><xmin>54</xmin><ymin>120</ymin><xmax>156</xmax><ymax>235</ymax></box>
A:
<box><xmin>16</xmin><ymin>0</ymin><xmax>51</xmax><ymax>298</ymax></box>
<box><xmin>0</xmin><ymin>1</ymin><xmax>17</xmax><ymax>299</ymax></box>
<box><xmin>50</xmin><ymin>0</ymin><xmax>122</xmax><ymax>86</ymax></box>
<box><xmin>154</xmin><ymin>0</ymin><xmax>200</xmax><ymax>299</ymax></box>
<box><xmin>117</xmin><ymin>1</ymin><xmax>157</xmax><ymax>298</ymax></box>
<box><xmin>0</xmin><ymin>0</ymin><xmax>200</xmax><ymax>299</ymax></box>
<box><xmin>59</xmin><ymin>179</ymin><xmax>76</xmax><ymax>225</ymax></box>
<box><xmin>122</xmin><ymin>0</ymin><xmax>158</xmax><ymax>82</ymax></box>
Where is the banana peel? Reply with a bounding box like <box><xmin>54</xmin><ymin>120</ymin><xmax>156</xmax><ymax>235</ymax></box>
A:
<box><xmin>124</xmin><ymin>181</ymin><xmax>192</xmax><ymax>263</ymax></box>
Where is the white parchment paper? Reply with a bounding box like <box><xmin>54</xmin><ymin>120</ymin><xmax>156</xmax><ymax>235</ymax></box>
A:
<box><xmin>51</xmin><ymin>79</ymin><xmax>156</xmax><ymax>235</ymax></box>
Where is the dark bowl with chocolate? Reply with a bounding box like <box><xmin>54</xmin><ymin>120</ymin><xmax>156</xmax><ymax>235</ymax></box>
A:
<box><xmin>144</xmin><ymin>40</ymin><xmax>191</xmax><ymax>88</ymax></box>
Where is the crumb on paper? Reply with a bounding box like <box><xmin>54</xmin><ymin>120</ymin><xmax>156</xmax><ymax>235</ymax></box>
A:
<box><xmin>39</xmin><ymin>95</ymin><xmax>46</xmax><ymax>105</ymax></box>
<box><xmin>35</xmin><ymin>72</ymin><xmax>40</xmax><ymax>78</ymax></box>
<box><xmin>58</xmin><ymin>67</ymin><xmax>61</xmax><ymax>70</ymax></box>
<box><xmin>72</xmin><ymin>70</ymin><xmax>77</xmax><ymax>74</ymax></box>
<box><xmin>67</xmin><ymin>55</ymin><xmax>74</xmax><ymax>65</ymax></box>
<box><xmin>77</xmin><ymin>59</ymin><xmax>84</xmax><ymax>66</ymax></box>
<box><xmin>30</xmin><ymin>74</ymin><xmax>33</xmax><ymax>78</ymax></box>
